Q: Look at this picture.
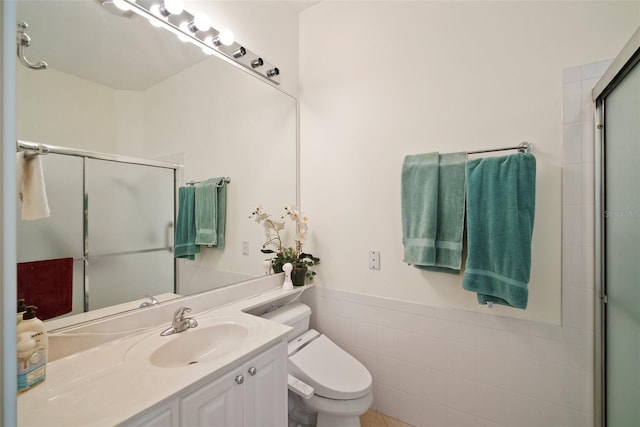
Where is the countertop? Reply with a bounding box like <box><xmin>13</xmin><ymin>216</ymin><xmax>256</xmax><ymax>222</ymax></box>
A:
<box><xmin>17</xmin><ymin>284</ymin><xmax>304</xmax><ymax>426</ymax></box>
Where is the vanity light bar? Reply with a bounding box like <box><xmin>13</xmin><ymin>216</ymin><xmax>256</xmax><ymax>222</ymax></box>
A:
<box><xmin>121</xmin><ymin>0</ymin><xmax>281</xmax><ymax>85</ymax></box>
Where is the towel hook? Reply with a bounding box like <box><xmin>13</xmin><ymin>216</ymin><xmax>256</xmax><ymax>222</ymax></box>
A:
<box><xmin>16</xmin><ymin>21</ymin><xmax>48</xmax><ymax>71</ymax></box>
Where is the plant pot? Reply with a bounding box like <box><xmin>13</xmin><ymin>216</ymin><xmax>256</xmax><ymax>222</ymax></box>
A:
<box><xmin>292</xmin><ymin>266</ymin><xmax>307</xmax><ymax>287</ymax></box>
<box><xmin>273</xmin><ymin>263</ymin><xmax>283</xmax><ymax>274</ymax></box>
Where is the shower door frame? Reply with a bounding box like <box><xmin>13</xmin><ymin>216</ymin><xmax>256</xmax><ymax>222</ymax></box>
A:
<box><xmin>17</xmin><ymin>140</ymin><xmax>182</xmax><ymax>315</ymax></box>
<box><xmin>593</xmin><ymin>26</ymin><xmax>640</xmax><ymax>427</ymax></box>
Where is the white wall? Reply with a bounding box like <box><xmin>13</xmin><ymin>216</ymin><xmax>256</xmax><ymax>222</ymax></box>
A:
<box><xmin>299</xmin><ymin>58</ymin><xmax>609</xmax><ymax>427</ymax></box>
<box><xmin>299</xmin><ymin>1</ymin><xmax>640</xmax><ymax>324</ymax></box>
<box><xmin>16</xmin><ymin>67</ymin><xmax>120</xmax><ymax>154</ymax></box>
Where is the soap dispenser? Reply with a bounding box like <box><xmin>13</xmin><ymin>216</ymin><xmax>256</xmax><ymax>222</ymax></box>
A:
<box><xmin>17</xmin><ymin>306</ymin><xmax>48</xmax><ymax>362</ymax></box>
<box><xmin>16</xmin><ymin>299</ymin><xmax>26</xmax><ymax>326</ymax></box>
<box><xmin>17</xmin><ymin>332</ymin><xmax>45</xmax><ymax>392</ymax></box>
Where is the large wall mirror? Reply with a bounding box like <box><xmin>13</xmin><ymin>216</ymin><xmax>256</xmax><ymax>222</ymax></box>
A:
<box><xmin>16</xmin><ymin>0</ymin><xmax>297</xmax><ymax>329</ymax></box>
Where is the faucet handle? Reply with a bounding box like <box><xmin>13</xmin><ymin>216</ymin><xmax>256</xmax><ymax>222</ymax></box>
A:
<box><xmin>174</xmin><ymin>306</ymin><xmax>192</xmax><ymax>319</ymax></box>
<box><xmin>139</xmin><ymin>295</ymin><xmax>159</xmax><ymax>308</ymax></box>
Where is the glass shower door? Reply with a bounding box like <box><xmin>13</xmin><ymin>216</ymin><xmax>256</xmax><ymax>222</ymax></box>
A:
<box><xmin>86</xmin><ymin>158</ymin><xmax>175</xmax><ymax>310</ymax></box>
<box><xmin>603</xmin><ymin>58</ymin><xmax>640</xmax><ymax>426</ymax></box>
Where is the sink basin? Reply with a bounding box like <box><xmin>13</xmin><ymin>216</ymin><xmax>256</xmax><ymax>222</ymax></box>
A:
<box><xmin>149</xmin><ymin>322</ymin><xmax>249</xmax><ymax>368</ymax></box>
<box><xmin>124</xmin><ymin>314</ymin><xmax>259</xmax><ymax>369</ymax></box>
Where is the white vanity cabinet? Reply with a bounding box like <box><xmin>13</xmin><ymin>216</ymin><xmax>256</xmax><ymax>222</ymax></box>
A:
<box><xmin>123</xmin><ymin>341</ymin><xmax>287</xmax><ymax>427</ymax></box>
<box><xmin>125</xmin><ymin>401</ymin><xmax>180</xmax><ymax>427</ymax></box>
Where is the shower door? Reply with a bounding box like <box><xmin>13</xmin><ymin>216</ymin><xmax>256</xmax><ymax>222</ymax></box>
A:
<box><xmin>596</xmin><ymin>29</ymin><xmax>640</xmax><ymax>427</ymax></box>
<box><xmin>17</xmin><ymin>150</ymin><xmax>177</xmax><ymax>319</ymax></box>
<box><xmin>86</xmin><ymin>158</ymin><xmax>175</xmax><ymax>310</ymax></box>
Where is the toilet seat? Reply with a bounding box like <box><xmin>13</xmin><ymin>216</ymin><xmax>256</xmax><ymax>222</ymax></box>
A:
<box><xmin>289</xmin><ymin>334</ymin><xmax>372</xmax><ymax>400</ymax></box>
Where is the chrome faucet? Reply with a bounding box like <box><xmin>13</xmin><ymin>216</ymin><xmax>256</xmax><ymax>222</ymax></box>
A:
<box><xmin>139</xmin><ymin>295</ymin><xmax>159</xmax><ymax>308</ymax></box>
<box><xmin>160</xmin><ymin>307</ymin><xmax>198</xmax><ymax>336</ymax></box>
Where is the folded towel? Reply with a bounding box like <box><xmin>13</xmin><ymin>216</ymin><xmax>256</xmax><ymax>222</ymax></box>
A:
<box><xmin>463</xmin><ymin>153</ymin><xmax>536</xmax><ymax>309</ymax></box>
<box><xmin>194</xmin><ymin>179</ymin><xmax>219</xmax><ymax>246</ymax></box>
<box><xmin>174</xmin><ymin>186</ymin><xmax>200</xmax><ymax>260</ymax></box>
<box><xmin>402</xmin><ymin>153</ymin><xmax>439</xmax><ymax>266</ymax></box>
<box><xmin>420</xmin><ymin>153</ymin><xmax>467</xmax><ymax>272</ymax></box>
<box><xmin>16</xmin><ymin>152</ymin><xmax>50</xmax><ymax>220</ymax></box>
<box><xmin>18</xmin><ymin>257</ymin><xmax>73</xmax><ymax>320</ymax></box>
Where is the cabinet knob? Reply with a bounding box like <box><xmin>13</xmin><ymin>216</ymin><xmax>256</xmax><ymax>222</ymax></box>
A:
<box><xmin>235</xmin><ymin>375</ymin><xmax>244</xmax><ymax>385</ymax></box>
<box><xmin>248</xmin><ymin>367</ymin><xmax>257</xmax><ymax>376</ymax></box>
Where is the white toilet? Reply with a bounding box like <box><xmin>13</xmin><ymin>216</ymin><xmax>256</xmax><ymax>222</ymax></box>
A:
<box><xmin>262</xmin><ymin>302</ymin><xmax>373</xmax><ymax>427</ymax></box>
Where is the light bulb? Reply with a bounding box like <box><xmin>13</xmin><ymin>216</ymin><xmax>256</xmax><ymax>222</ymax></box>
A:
<box><xmin>177</xmin><ymin>23</ymin><xmax>190</xmax><ymax>42</ymax></box>
<box><xmin>190</xmin><ymin>13</ymin><xmax>211</xmax><ymax>32</ymax></box>
<box><xmin>163</xmin><ymin>0</ymin><xmax>183</xmax><ymax>15</ymax></box>
<box><xmin>217</xmin><ymin>29</ymin><xmax>234</xmax><ymax>46</ymax></box>
<box><xmin>148</xmin><ymin>16</ymin><xmax>163</xmax><ymax>27</ymax></box>
<box><xmin>113</xmin><ymin>0</ymin><xmax>132</xmax><ymax>11</ymax></box>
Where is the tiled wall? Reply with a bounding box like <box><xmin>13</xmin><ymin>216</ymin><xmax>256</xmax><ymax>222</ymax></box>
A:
<box><xmin>300</xmin><ymin>61</ymin><xmax>610</xmax><ymax>427</ymax></box>
<box><xmin>302</xmin><ymin>286</ymin><xmax>587</xmax><ymax>427</ymax></box>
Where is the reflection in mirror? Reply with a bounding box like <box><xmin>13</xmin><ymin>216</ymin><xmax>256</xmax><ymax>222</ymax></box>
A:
<box><xmin>16</xmin><ymin>0</ymin><xmax>297</xmax><ymax>330</ymax></box>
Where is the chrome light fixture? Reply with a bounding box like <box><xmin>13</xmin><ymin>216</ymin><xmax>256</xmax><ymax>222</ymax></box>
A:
<box><xmin>232</xmin><ymin>47</ymin><xmax>247</xmax><ymax>59</ymax></box>
<box><xmin>114</xmin><ymin>0</ymin><xmax>280</xmax><ymax>84</ymax></box>
<box><xmin>251</xmin><ymin>58</ymin><xmax>264</xmax><ymax>69</ymax></box>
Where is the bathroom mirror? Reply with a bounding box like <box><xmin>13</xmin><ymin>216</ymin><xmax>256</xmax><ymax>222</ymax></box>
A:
<box><xmin>15</xmin><ymin>0</ymin><xmax>297</xmax><ymax>329</ymax></box>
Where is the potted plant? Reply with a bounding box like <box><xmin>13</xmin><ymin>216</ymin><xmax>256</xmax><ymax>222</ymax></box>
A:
<box><xmin>250</xmin><ymin>205</ymin><xmax>320</xmax><ymax>285</ymax></box>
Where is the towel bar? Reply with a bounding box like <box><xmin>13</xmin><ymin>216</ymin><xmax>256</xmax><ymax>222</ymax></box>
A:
<box><xmin>186</xmin><ymin>177</ymin><xmax>231</xmax><ymax>187</ymax></box>
<box><xmin>20</xmin><ymin>143</ymin><xmax>50</xmax><ymax>160</ymax></box>
<box><xmin>468</xmin><ymin>141</ymin><xmax>533</xmax><ymax>155</ymax></box>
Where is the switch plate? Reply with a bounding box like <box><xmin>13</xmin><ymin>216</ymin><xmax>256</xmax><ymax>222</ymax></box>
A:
<box><xmin>242</xmin><ymin>241</ymin><xmax>249</xmax><ymax>256</ymax></box>
<box><xmin>369</xmin><ymin>250</ymin><xmax>380</xmax><ymax>270</ymax></box>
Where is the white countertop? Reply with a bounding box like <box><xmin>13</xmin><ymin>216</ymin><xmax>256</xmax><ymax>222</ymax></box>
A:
<box><xmin>17</xmin><ymin>284</ymin><xmax>303</xmax><ymax>426</ymax></box>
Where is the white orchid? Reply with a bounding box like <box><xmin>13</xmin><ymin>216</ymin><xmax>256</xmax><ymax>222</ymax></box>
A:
<box><xmin>250</xmin><ymin>204</ymin><xmax>320</xmax><ymax>282</ymax></box>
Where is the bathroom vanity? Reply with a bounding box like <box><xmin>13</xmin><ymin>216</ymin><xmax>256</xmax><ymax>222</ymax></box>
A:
<box><xmin>17</xmin><ymin>276</ymin><xmax>300</xmax><ymax>426</ymax></box>
<box><xmin>123</xmin><ymin>342</ymin><xmax>285</xmax><ymax>427</ymax></box>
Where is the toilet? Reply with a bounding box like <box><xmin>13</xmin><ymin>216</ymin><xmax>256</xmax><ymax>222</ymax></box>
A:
<box><xmin>262</xmin><ymin>302</ymin><xmax>373</xmax><ymax>427</ymax></box>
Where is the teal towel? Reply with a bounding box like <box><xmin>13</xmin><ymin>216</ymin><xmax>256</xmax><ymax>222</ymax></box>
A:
<box><xmin>194</xmin><ymin>178</ymin><xmax>227</xmax><ymax>248</ymax></box>
<box><xmin>213</xmin><ymin>179</ymin><xmax>227</xmax><ymax>248</ymax></box>
<box><xmin>463</xmin><ymin>153</ymin><xmax>536</xmax><ymax>309</ymax></box>
<box><xmin>421</xmin><ymin>153</ymin><xmax>467</xmax><ymax>272</ymax></box>
<box><xmin>402</xmin><ymin>153</ymin><xmax>439</xmax><ymax>267</ymax></box>
<box><xmin>402</xmin><ymin>152</ymin><xmax>467</xmax><ymax>271</ymax></box>
<box><xmin>174</xmin><ymin>186</ymin><xmax>200</xmax><ymax>260</ymax></box>
<box><xmin>195</xmin><ymin>179</ymin><xmax>219</xmax><ymax>246</ymax></box>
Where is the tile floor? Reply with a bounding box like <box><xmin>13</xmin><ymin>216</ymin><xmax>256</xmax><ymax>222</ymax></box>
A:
<box><xmin>360</xmin><ymin>409</ymin><xmax>413</xmax><ymax>427</ymax></box>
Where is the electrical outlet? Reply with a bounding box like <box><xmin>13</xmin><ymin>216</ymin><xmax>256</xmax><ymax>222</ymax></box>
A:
<box><xmin>368</xmin><ymin>250</ymin><xmax>380</xmax><ymax>270</ymax></box>
<box><xmin>242</xmin><ymin>241</ymin><xmax>249</xmax><ymax>256</ymax></box>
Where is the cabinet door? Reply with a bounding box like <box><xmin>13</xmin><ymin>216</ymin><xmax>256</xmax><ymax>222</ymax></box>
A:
<box><xmin>120</xmin><ymin>400</ymin><xmax>178</xmax><ymax>427</ymax></box>
<box><xmin>180</xmin><ymin>368</ymin><xmax>244</xmax><ymax>427</ymax></box>
<box><xmin>244</xmin><ymin>342</ymin><xmax>287</xmax><ymax>427</ymax></box>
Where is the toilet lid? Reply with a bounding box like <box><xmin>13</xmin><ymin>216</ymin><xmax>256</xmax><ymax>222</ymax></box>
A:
<box><xmin>289</xmin><ymin>334</ymin><xmax>372</xmax><ymax>400</ymax></box>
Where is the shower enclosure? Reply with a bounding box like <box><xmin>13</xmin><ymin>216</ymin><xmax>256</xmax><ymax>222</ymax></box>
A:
<box><xmin>594</xmin><ymin>27</ymin><xmax>640</xmax><ymax>427</ymax></box>
<box><xmin>17</xmin><ymin>142</ymin><xmax>178</xmax><ymax>319</ymax></box>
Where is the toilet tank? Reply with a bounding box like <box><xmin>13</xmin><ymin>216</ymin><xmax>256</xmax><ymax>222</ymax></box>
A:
<box><xmin>261</xmin><ymin>302</ymin><xmax>311</xmax><ymax>341</ymax></box>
